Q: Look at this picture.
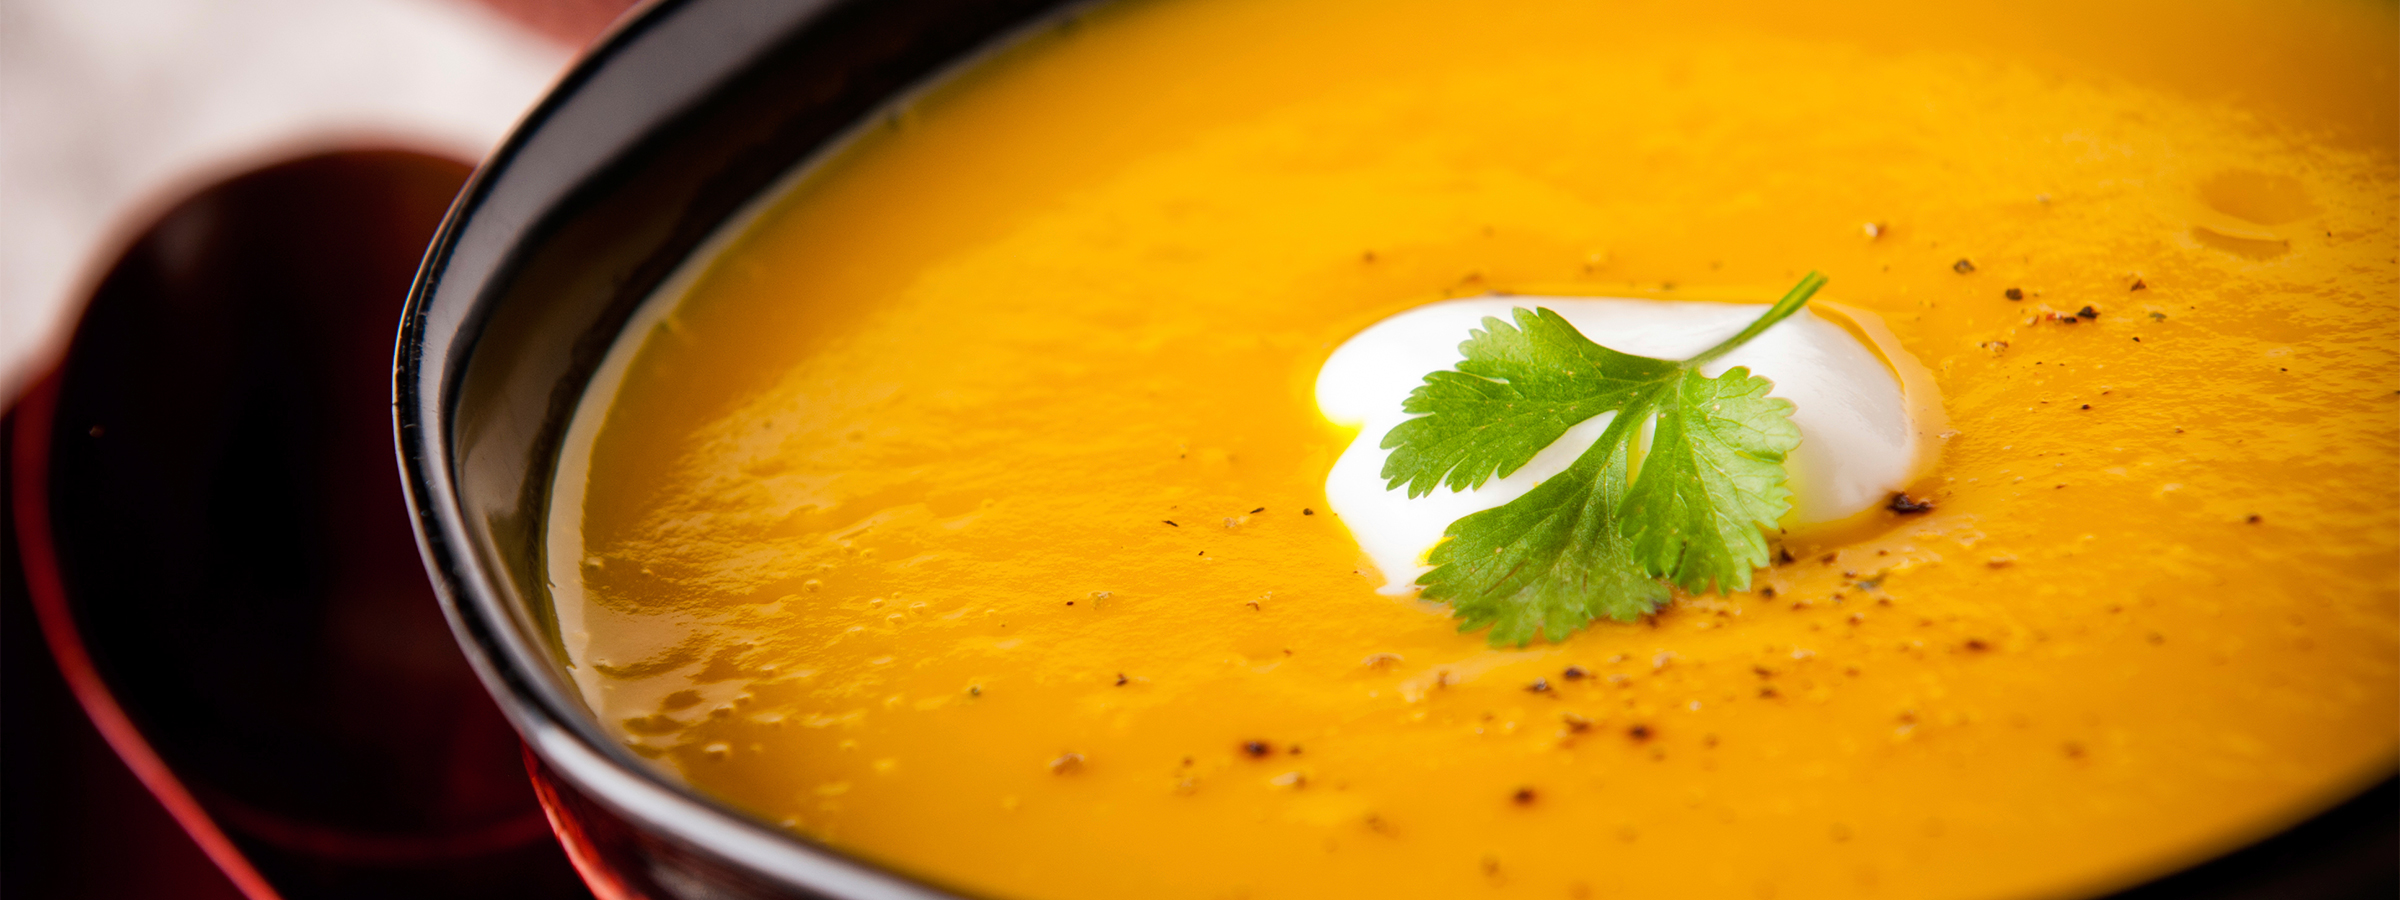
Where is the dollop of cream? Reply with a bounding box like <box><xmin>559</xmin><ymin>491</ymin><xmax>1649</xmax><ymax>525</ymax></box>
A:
<box><xmin>1317</xmin><ymin>297</ymin><xmax>1938</xmax><ymax>594</ymax></box>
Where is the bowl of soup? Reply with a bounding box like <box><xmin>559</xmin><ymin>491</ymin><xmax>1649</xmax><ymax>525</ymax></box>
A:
<box><xmin>394</xmin><ymin>0</ymin><xmax>2398</xmax><ymax>897</ymax></box>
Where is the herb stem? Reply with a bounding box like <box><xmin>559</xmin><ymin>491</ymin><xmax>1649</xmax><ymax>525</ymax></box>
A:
<box><xmin>1682</xmin><ymin>272</ymin><xmax>1828</xmax><ymax>369</ymax></box>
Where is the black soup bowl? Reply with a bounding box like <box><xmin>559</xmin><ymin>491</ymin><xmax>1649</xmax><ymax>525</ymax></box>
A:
<box><xmin>392</xmin><ymin>1</ymin><xmax>2396</xmax><ymax>899</ymax></box>
<box><xmin>392</xmin><ymin>1</ymin><xmax>1075</xmax><ymax>896</ymax></box>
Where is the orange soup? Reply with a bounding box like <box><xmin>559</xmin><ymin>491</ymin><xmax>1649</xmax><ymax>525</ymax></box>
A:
<box><xmin>547</xmin><ymin>1</ymin><xmax>2399</xmax><ymax>897</ymax></box>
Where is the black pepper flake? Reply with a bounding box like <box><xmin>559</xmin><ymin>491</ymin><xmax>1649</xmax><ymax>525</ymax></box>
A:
<box><xmin>2080</xmin><ymin>404</ymin><xmax>2091</xmax><ymax>410</ymax></box>
<box><xmin>1302</xmin><ymin>508</ymin><xmax>1315</xmax><ymax>516</ymax></box>
<box><xmin>1952</xmin><ymin>258</ymin><xmax>1976</xmax><ymax>274</ymax></box>
<box><xmin>1242</xmin><ymin>740</ymin><xmax>1273</xmax><ymax>758</ymax></box>
<box><xmin>1887</xmin><ymin>493</ymin><xmax>1935</xmax><ymax>515</ymax></box>
<box><xmin>1163</xmin><ymin>520</ymin><xmax>1178</xmax><ymax>527</ymax></box>
<box><xmin>1627</xmin><ymin>724</ymin><xmax>1653</xmax><ymax>742</ymax></box>
<box><xmin>2076</xmin><ymin>305</ymin><xmax>2099</xmax><ymax>319</ymax></box>
<box><xmin>1964</xmin><ymin>639</ymin><xmax>1991</xmax><ymax>652</ymax></box>
<box><xmin>1778</xmin><ymin>548</ymin><xmax>1796</xmax><ymax>565</ymax></box>
<box><xmin>1759</xmin><ymin>586</ymin><xmax>1778</xmax><ymax>599</ymax></box>
<box><xmin>1250</xmin><ymin>507</ymin><xmax>1266</xmax><ymax>514</ymax></box>
<box><xmin>1527</xmin><ymin>678</ymin><xmax>1552</xmax><ymax>693</ymax></box>
<box><xmin>1512</xmin><ymin>787</ymin><xmax>1538</xmax><ymax>805</ymax></box>
<box><xmin>1114</xmin><ymin>673</ymin><xmax>1128</xmax><ymax>686</ymax></box>
<box><xmin>2130</xmin><ymin>278</ymin><xmax>2147</xmax><ymax>291</ymax></box>
<box><xmin>2004</xmin><ymin>288</ymin><xmax>2024</xmax><ymax>301</ymax></box>
<box><xmin>2246</xmin><ymin>514</ymin><xmax>2263</xmax><ymax>524</ymax></box>
<box><xmin>1562</xmin><ymin>666</ymin><xmax>1589</xmax><ymax>681</ymax></box>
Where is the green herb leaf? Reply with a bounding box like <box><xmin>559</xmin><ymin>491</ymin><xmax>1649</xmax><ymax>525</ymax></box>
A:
<box><xmin>1379</xmin><ymin>309</ymin><xmax>1675</xmax><ymax>498</ymax></box>
<box><xmin>1418</xmin><ymin>407</ymin><xmax>1668</xmax><ymax>645</ymax></box>
<box><xmin>1618</xmin><ymin>366</ymin><xmax>1798</xmax><ymax>594</ymax></box>
<box><xmin>1388</xmin><ymin>273</ymin><xmax>1825</xmax><ymax>645</ymax></box>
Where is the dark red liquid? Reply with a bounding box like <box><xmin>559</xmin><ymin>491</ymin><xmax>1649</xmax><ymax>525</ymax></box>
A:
<box><xmin>9</xmin><ymin>150</ymin><xmax>592</xmax><ymax>899</ymax></box>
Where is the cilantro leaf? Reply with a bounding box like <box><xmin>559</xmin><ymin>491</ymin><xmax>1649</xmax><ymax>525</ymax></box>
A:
<box><xmin>1418</xmin><ymin>406</ymin><xmax>1669</xmax><ymax>645</ymax></box>
<box><xmin>1618</xmin><ymin>367</ymin><xmax>1798</xmax><ymax>594</ymax></box>
<box><xmin>1379</xmin><ymin>308</ymin><xmax>1675</xmax><ymax>498</ymax></box>
<box><xmin>1389</xmin><ymin>273</ymin><xmax>1825</xmax><ymax>645</ymax></box>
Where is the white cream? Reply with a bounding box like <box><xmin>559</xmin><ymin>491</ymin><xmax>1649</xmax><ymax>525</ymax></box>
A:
<box><xmin>1317</xmin><ymin>297</ymin><xmax>1935</xmax><ymax>594</ymax></box>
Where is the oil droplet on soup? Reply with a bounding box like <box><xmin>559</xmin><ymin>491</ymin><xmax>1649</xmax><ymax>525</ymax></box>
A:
<box><xmin>548</xmin><ymin>1</ymin><xmax>2397</xmax><ymax>898</ymax></box>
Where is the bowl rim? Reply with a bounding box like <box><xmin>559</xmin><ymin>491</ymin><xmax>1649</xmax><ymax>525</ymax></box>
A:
<box><xmin>391</xmin><ymin>0</ymin><xmax>1004</xmax><ymax>895</ymax></box>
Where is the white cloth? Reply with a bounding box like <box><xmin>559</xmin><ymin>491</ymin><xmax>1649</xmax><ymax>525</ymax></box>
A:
<box><xmin>0</xmin><ymin>0</ymin><xmax>574</xmax><ymax>401</ymax></box>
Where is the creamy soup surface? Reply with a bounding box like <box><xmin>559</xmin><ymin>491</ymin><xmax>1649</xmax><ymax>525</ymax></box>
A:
<box><xmin>547</xmin><ymin>1</ymin><xmax>2399</xmax><ymax>897</ymax></box>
